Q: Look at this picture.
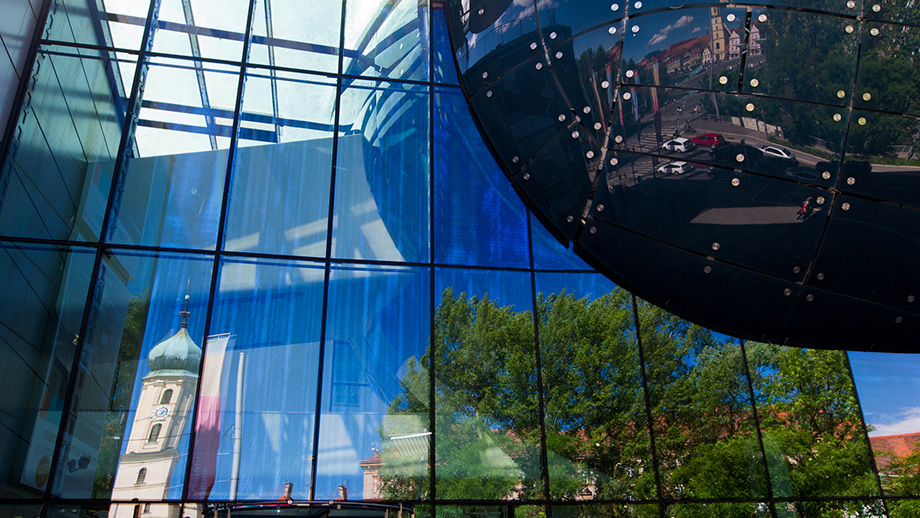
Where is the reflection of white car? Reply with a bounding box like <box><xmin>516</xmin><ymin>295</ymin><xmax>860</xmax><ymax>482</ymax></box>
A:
<box><xmin>661</xmin><ymin>137</ymin><xmax>697</xmax><ymax>153</ymax></box>
<box><xmin>761</xmin><ymin>145</ymin><xmax>798</xmax><ymax>164</ymax></box>
<box><xmin>657</xmin><ymin>161</ymin><xmax>694</xmax><ymax>175</ymax></box>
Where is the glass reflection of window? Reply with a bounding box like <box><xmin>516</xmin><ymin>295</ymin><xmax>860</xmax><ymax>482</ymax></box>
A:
<box><xmin>160</xmin><ymin>389</ymin><xmax>173</xmax><ymax>404</ymax></box>
<box><xmin>147</xmin><ymin>424</ymin><xmax>161</xmax><ymax>443</ymax></box>
<box><xmin>136</xmin><ymin>468</ymin><xmax>147</xmax><ymax>485</ymax></box>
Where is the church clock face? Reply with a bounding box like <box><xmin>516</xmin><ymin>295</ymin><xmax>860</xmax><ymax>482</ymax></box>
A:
<box><xmin>152</xmin><ymin>406</ymin><xmax>171</xmax><ymax>420</ymax></box>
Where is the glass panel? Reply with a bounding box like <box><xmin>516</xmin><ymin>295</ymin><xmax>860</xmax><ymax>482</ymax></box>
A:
<box><xmin>0</xmin><ymin>45</ymin><xmax>131</xmax><ymax>241</ymax></box>
<box><xmin>776</xmin><ymin>499</ymin><xmax>886</xmax><ymax>518</ymax></box>
<box><xmin>434</xmin><ymin>86</ymin><xmax>528</xmax><ymax>267</ymax></box>
<box><xmin>108</xmin><ymin>503</ymin><xmax>183</xmax><ymax>518</ymax></box>
<box><xmin>551</xmin><ymin>503</ymin><xmax>660</xmax><ymax>518</ymax></box>
<box><xmin>536</xmin><ymin>276</ymin><xmax>655</xmax><ymax>501</ymax></box>
<box><xmin>316</xmin><ymin>264</ymin><xmax>430</xmax><ymax>501</ymax></box>
<box><xmin>223</xmin><ymin>69</ymin><xmax>337</xmax><ymax>257</ymax></box>
<box><xmin>0</xmin><ymin>504</ymin><xmax>43</xmax><ymax>518</ymax></box>
<box><xmin>150</xmin><ymin>0</ymin><xmax>250</xmax><ymax>62</ymax></box>
<box><xmin>248</xmin><ymin>0</ymin><xmax>342</xmax><ymax>74</ymax></box>
<box><xmin>433</xmin><ymin>7</ymin><xmax>459</xmax><ymax>85</ymax></box>
<box><xmin>840</xmin><ymin>111</ymin><xmax>920</xmax><ymax>208</ymax></box>
<box><xmin>666</xmin><ymin>502</ymin><xmax>771</xmax><ymax>518</ymax></box>
<box><xmin>107</xmin><ymin>56</ymin><xmax>240</xmax><ymax>250</ymax></box>
<box><xmin>46</xmin><ymin>504</ymin><xmax>110</xmax><ymax>518</ymax></box>
<box><xmin>188</xmin><ymin>257</ymin><xmax>324</xmax><ymax>500</ymax></box>
<box><xmin>343</xmin><ymin>0</ymin><xmax>429</xmax><ymax>82</ymax></box>
<box><xmin>745</xmin><ymin>344</ymin><xmax>878</xmax><ymax>499</ymax></box>
<box><xmin>332</xmin><ymin>79</ymin><xmax>430</xmax><ymax>263</ymax></box>
<box><xmin>742</xmin><ymin>9</ymin><xmax>859</xmax><ymax>106</ymax></box>
<box><xmin>638</xmin><ymin>304</ymin><xmax>767</xmax><ymax>500</ymax></box>
<box><xmin>850</xmin><ymin>352</ymin><xmax>920</xmax><ymax>497</ymax></box>
<box><xmin>45</xmin><ymin>0</ymin><xmax>152</xmax><ymax>50</ymax></box>
<box><xmin>433</xmin><ymin>268</ymin><xmax>541</xmax><ymax>500</ymax></box>
<box><xmin>52</xmin><ymin>250</ymin><xmax>214</xmax><ymax>499</ymax></box>
<box><xmin>0</xmin><ymin>244</ymin><xmax>93</xmax><ymax>498</ymax></box>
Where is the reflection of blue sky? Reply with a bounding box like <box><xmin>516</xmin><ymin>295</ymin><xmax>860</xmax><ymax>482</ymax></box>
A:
<box><xmin>849</xmin><ymin>352</ymin><xmax>920</xmax><ymax>437</ymax></box>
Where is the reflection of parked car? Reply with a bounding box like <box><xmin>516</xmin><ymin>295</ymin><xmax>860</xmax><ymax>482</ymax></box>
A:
<box><xmin>657</xmin><ymin>161</ymin><xmax>694</xmax><ymax>175</ymax></box>
<box><xmin>661</xmin><ymin>137</ymin><xmax>696</xmax><ymax>153</ymax></box>
<box><xmin>761</xmin><ymin>145</ymin><xmax>798</xmax><ymax>166</ymax></box>
<box><xmin>691</xmin><ymin>133</ymin><xmax>726</xmax><ymax>149</ymax></box>
<box><xmin>785</xmin><ymin>166</ymin><xmax>820</xmax><ymax>182</ymax></box>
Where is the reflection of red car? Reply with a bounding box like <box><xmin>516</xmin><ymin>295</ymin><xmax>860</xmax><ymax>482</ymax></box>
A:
<box><xmin>691</xmin><ymin>133</ymin><xmax>726</xmax><ymax>149</ymax></box>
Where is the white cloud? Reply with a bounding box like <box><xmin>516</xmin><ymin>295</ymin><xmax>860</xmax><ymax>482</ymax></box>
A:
<box><xmin>646</xmin><ymin>15</ymin><xmax>695</xmax><ymax>47</ymax></box>
<box><xmin>868</xmin><ymin>406</ymin><xmax>920</xmax><ymax>437</ymax></box>
<box><xmin>692</xmin><ymin>27</ymin><xmax>701</xmax><ymax>33</ymax></box>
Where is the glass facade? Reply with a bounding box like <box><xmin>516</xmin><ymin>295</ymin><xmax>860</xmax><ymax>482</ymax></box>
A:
<box><xmin>0</xmin><ymin>2</ymin><xmax>917</xmax><ymax>518</ymax></box>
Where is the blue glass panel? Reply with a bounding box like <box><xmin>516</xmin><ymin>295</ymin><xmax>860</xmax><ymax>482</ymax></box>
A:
<box><xmin>433</xmin><ymin>268</ymin><xmax>540</xmax><ymax>500</ymax></box>
<box><xmin>343</xmin><ymin>0</ymin><xmax>429</xmax><ymax>82</ymax></box>
<box><xmin>249</xmin><ymin>0</ymin><xmax>342</xmax><ymax>74</ymax></box>
<box><xmin>0</xmin><ymin>244</ymin><xmax>93</xmax><ymax>498</ymax></box>
<box><xmin>224</xmin><ymin>69</ymin><xmax>337</xmax><ymax>257</ymax></box>
<box><xmin>107</xmin><ymin>56</ymin><xmax>240</xmax><ymax>250</ymax></box>
<box><xmin>530</xmin><ymin>213</ymin><xmax>593</xmax><ymax>271</ymax></box>
<box><xmin>432</xmin><ymin>7</ymin><xmax>459</xmax><ymax>85</ymax></box>
<box><xmin>0</xmin><ymin>45</ymin><xmax>131</xmax><ymax>241</ymax></box>
<box><xmin>332</xmin><ymin>79</ymin><xmax>430</xmax><ymax>263</ymax></box>
<box><xmin>52</xmin><ymin>250</ymin><xmax>214</xmax><ymax>499</ymax></box>
<box><xmin>44</xmin><ymin>0</ymin><xmax>152</xmax><ymax>50</ymax></box>
<box><xmin>191</xmin><ymin>257</ymin><xmax>324</xmax><ymax>501</ymax></box>
<box><xmin>433</xmin><ymin>86</ymin><xmax>529</xmax><ymax>267</ymax></box>
<box><xmin>316</xmin><ymin>264</ymin><xmax>430</xmax><ymax>501</ymax></box>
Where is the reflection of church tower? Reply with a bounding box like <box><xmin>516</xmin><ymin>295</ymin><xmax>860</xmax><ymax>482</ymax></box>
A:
<box><xmin>111</xmin><ymin>298</ymin><xmax>201</xmax><ymax>518</ymax></box>
<box><xmin>710</xmin><ymin>8</ymin><xmax>727</xmax><ymax>62</ymax></box>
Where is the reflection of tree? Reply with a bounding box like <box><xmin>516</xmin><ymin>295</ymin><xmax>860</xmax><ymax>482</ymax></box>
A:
<box><xmin>381</xmin><ymin>290</ymin><xmax>878</xmax><ymax>514</ymax></box>
<box><xmin>884</xmin><ymin>446</ymin><xmax>920</xmax><ymax>517</ymax></box>
<box><xmin>94</xmin><ymin>296</ymin><xmax>149</xmax><ymax>496</ymax></box>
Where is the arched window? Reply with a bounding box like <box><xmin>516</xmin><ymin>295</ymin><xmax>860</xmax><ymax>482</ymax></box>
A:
<box><xmin>160</xmin><ymin>389</ymin><xmax>173</xmax><ymax>404</ymax></box>
<box><xmin>148</xmin><ymin>424</ymin><xmax>161</xmax><ymax>443</ymax></box>
<box><xmin>136</xmin><ymin>468</ymin><xmax>147</xmax><ymax>484</ymax></box>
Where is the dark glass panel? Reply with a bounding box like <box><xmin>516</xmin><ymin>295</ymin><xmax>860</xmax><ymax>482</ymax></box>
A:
<box><xmin>665</xmin><ymin>502</ymin><xmax>771</xmax><ymax>518</ymax></box>
<box><xmin>742</xmin><ymin>9</ymin><xmax>859</xmax><ymax>106</ymax></box>
<box><xmin>638</xmin><ymin>0</ymin><xmax>860</xmax><ymax>14</ymax></box>
<box><xmin>46</xmin><ymin>504</ymin><xmax>110</xmax><ymax>518</ymax></box>
<box><xmin>52</xmin><ymin>250</ymin><xmax>213</xmax><ymax>499</ymax></box>
<box><xmin>745</xmin><ymin>344</ymin><xmax>878</xmax><ymax>499</ymax></box>
<box><xmin>539</xmin><ymin>0</ymin><xmax>626</xmax><ymax>42</ymax></box>
<box><xmin>316</xmin><ymin>264</ymin><xmax>430</xmax><ymax>501</ymax></box>
<box><xmin>638</xmin><ymin>304</ymin><xmax>767</xmax><ymax>500</ymax></box>
<box><xmin>0</xmin><ymin>244</ymin><xmax>93</xmax><ymax>498</ymax></box>
<box><xmin>433</xmin><ymin>7</ymin><xmax>459</xmax><ymax>85</ymax></box>
<box><xmin>808</xmin><ymin>197</ymin><xmax>920</xmax><ymax>312</ymax></box>
<box><xmin>840</xmin><ymin>111</ymin><xmax>920</xmax><ymax>208</ymax></box>
<box><xmin>189</xmin><ymin>257</ymin><xmax>324</xmax><ymax>500</ymax></box>
<box><xmin>332</xmin><ymin>79</ymin><xmax>430</xmax><ymax>263</ymax></box>
<box><xmin>433</xmin><ymin>268</ymin><xmax>541</xmax><ymax>500</ymax></box>
<box><xmin>150</xmin><ymin>0</ymin><xmax>249</xmax><ymax>62</ymax></box>
<box><xmin>249</xmin><ymin>0</ymin><xmax>342</xmax><ymax>74</ymax></box>
<box><xmin>0</xmin><ymin>504</ymin><xmax>42</xmax><ymax>518</ymax></box>
<box><xmin>776</xmin><ymin>499</ymin><xmax>886</xmax><ymax>518</ymax></box>
<box><xmin>433</xmin><ymin>86</ymin><xmax>528</xmax><ymax>267</ymax></box>
<box><xmin>591</xmin><ymin>150</ymin><xmax>830</xmax><ymax>281</ymax></box>
<box><xmin>107</xmin><ymin>56</ymin><xmax>240</xmax><ymax>250</ymax></box>
<box><xmin>0</xmin><ymin>45</ymin><xmax>131</xmax><ymax>241</ymax></box>
<box><xmin>44</xmin><ymin>0</ymin><xmax>152</xmax><ymax>50</ymax></box>
<box><xmin>453</xmin><ymin>2</ymin><xmax>539</xmax><ymax>78</ymax></box>
<box><xmin>535</xmin><ymin>275</ymin><xmax>655</xmax><ymax>501</ymax></box>
<box><xmin>855</xmin><ymin>21</ymin><xmax>920</xmax><ymax>117</ymax></box>
<box><xmin>223</xmin><ymin>69</ymin><xmax>337</xmax><ymax>257</ymax></box>
<box><xmin>850</xmin><ymin>352</ymin><xmax>920</xmax><ymax>497</ymax></box>
<box><xmin>620</xmin><ymin>8</ymin><xmax>746</xmax><ymax>94</ymax></box>
<box><xmin>342</xmin><ymin>0</ymin><xmax>429</xmax><ymax>82</ymax></box>
<box><xmin>531</xmin><ymin>213</ymin><xmax>593</xmax><ymax>271</ymax></box>
<box><xmin>864</xmin><ymin>0</ymin><xmax>920</xmax><ymax>28</ymax></box>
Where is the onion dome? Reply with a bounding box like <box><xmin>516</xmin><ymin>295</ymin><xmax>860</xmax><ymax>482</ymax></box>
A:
<box><xmin>146</xmin><ymin>296</ymin><xmax>201</xmax><ymax>377</ymax></box>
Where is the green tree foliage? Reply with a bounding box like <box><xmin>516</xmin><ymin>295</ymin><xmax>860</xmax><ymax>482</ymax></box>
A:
<box><xmin>381</xmin><ymin>290</ymin><xmax>879</xmax><ymax>516</ymax></box>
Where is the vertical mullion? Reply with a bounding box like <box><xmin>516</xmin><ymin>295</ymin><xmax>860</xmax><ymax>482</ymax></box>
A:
<box><xmin>527</xmin><ymin>211</ymin><xmax>553</xmax><ymax>507</ymax></box>
<box><xmin>738</xmin><ymin>339</ymin><xmax>779</xmax><ymax>518</ymax></box>
<box><xmin>308</xmin><ymin>0</ymin><xmax>349</xmax><ymax>501</ymax></box>
<box><xmin>181</xmin><ymin>0</ymin><xmax>258</xmax><ymax>503</ymax></box>
<box><xmin>427</xmin><ymin>1</ymin><xmax>437</xmax><ymax>510</ymax></box>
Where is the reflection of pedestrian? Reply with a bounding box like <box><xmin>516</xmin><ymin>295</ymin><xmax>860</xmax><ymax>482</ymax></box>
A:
<box><xmin>797</xmin><ymin>196</ymin><xmax>812</xmax><ymax>220</ymax></box>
